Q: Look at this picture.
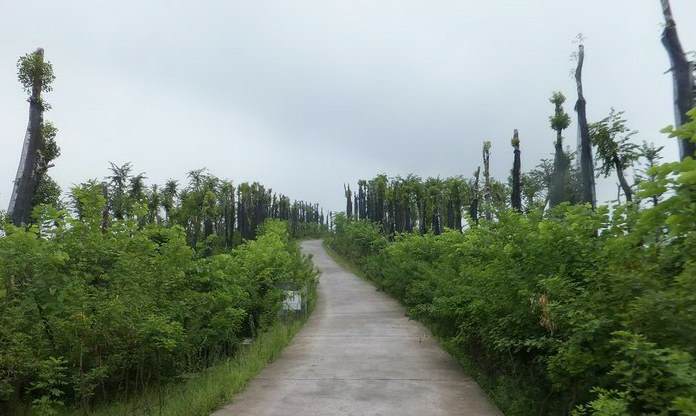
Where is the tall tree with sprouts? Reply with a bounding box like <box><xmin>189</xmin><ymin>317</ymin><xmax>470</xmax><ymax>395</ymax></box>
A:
<box><xmin>589</xmin><ymin>109</ymin><xmax>640</xmax><ymax>202</ymax></box>
<box><xmin>373</xmin><ymin>175</ymin><xmax>388</xmax><ymax>229</ymax></box>
<box><xmin>660</xmin><ymin>0</ymin><xmax>695</xmax><ymax>160</ymax></box>
<box><xmin>469</xmin><ymin>167</ymin><xmax>481</xmax><ymax>225</ymax></box>
<box><xmin>510</xmin><ymin>129</ymin><xmax>522</xmax><ymax>212</ymax></box>
<box><xmin>637</xmin><ymin>141</ymin><xmax>664</xmax><ymax>206</ymax></box>
<box><xmin>548</xmin><ymin>91</ymin><xmax>572</xmax><ymax>207</ymax></box>
<box><xmin>107</xmin><ymin>162</ymin><xmax>133</xmax><ymax>220</ymax></box>
<box><xmin>482</xmin><ymin>141</ymin><xmax>493</xmax><ymax>220</ymax></box>
<box><xmin>128</xmin><ymin>172</ymin><xmax>148</xmax><ymax>204</ymax></box>
<box><xmin>425</xmin><ymin>177</ymin><xmax>443</xmax><ymax>234</ymax></box>
<box><xmin>8</xmin><ymin>48</ymin><xmax>57</xmax><ymax>225</ymax></box>
<box><xmin>344</xmin><ymin>184</ymin><xmax>353</xmax><ymax>219</ymax></box>
<box><xmin>415</xmin><ymin>179</ymin><xmax>427</xmax><ymax>234</ymax></box>
<box><xmin>161</xmin><ymin>179</ymin><xmax>179</xmax><ymax>223</ymax></box>
<box><xmin>444</xmin><ymin>176</ymin><xmax>466</xmax><ymax>231</ymax></box>
<box><xmin>147</xmin><ymin>184</ymin><xmax>161</xmax><ymax>224</ymax></box>
<box><xmin>357</xmin><ymin>180</ymin><xmax>367</xmax><ymax>219</ymax></box>
<box><xmin>574</xmin><ymin>39</ymin><xmax>597</xmax><ymax>208</ymax></box>
<box><xmin>219</xmin><ymin>180</ymin><xmax>235</xmax><ymax>248</ymax></box>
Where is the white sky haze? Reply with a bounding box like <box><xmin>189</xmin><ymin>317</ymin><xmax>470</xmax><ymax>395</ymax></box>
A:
<box><xmin>1</xmin><ymin>1</ymin><xmax>695</xmax><ymax>212</ymax></box>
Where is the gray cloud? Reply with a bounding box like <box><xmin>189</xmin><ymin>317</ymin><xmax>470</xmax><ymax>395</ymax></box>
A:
<box><xmin>2</xmin><ymin>0</ymin><xmax>694</xmax><ymax>213</ymax></box>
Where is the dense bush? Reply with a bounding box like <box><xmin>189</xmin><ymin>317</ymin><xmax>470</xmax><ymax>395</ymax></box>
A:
<box><xmin>0</xmin><ymin>187</ymin><xmax>316</xmax><ymax>415</ymax></box>
<box><xmin>327</xmin><ymin>112</ymin><xmax>696</xmax><ymax>415</ymax></box>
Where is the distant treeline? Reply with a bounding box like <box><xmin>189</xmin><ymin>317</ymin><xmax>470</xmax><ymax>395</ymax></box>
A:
<box><xmin>4</xmin><ymin>48</ymin><xmax>329</xmax><ymax>246</ymax></box>
<box><xmin>71</xmin><ymin>163</ymin><xmax>329</xmax><ymax>252</ymax></box>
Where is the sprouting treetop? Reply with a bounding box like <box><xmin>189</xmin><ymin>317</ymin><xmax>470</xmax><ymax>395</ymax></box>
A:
<box><xmin>549</xmin><ymin>91</ymin><xmax>571</xmax><ymax>132</ymax></box>
<box><xmin>16</xmin><ymin>49</ymin><xmax>55</xmax><ymax>97</ymax></box>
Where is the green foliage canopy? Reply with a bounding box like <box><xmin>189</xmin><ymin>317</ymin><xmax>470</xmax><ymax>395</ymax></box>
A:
<box><xmin>17</xmin><ymin>50</ymin><xmax>55</xmax><ymax>97</ymax></box>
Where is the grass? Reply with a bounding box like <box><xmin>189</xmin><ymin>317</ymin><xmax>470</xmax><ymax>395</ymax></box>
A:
<box><xmin>62</xmin><ymin>286</ymin><xmax>317</xmax><ymax>416</ymax></box>
<box><xmin>64</xmin><ymin>321</ymin><xmax>301</xmax><ymax>416</ymax></box>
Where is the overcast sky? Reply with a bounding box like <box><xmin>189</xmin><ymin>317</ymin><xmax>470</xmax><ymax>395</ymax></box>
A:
<box><xmin>1</xmin><ymin>1</ymin><xmax>694</xmax><ymax>213</ymax></box>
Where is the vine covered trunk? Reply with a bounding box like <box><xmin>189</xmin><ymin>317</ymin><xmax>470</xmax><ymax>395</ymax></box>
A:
<box><xmin>511</xmin><ymin>129</ymin><xmax>522</xmax><ymax>212</ymax></box>
<box><xmin>8</xmin><ymin>48</ymin><xmax>45</xmax><ymax>226</ymax></box>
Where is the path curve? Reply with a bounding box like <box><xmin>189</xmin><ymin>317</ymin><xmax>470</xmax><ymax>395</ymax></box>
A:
<box><xmin>212</xmin><ymin>239</ymin><xmax>501</xmax><ymax>416</ymax></box>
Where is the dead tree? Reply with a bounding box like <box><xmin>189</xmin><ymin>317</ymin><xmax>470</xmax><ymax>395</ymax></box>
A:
<box><xmin>511</xmin><ymin>130</ymin><xmax>522</xmax><ymax>212</ymax></box>
<box><xmin>549</xmin><ymin>92</ymin><xmax>571</xmax><ymax>207</ymax></box>
<box><xmin>574</xmin><ymin>43</ymin><xmax>596</xmax><ymax>208</ymax></box>
<box><xmin>661</xmin><ymin>0</ymin><xmax>695</xmax><ymax>160</ymax></box>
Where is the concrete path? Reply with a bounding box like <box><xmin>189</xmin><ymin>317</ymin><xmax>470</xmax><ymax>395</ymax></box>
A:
<box><xmin>212</xmin><ymin>240</ymin><xmax>501</xmax><ymax>416</ymax></box>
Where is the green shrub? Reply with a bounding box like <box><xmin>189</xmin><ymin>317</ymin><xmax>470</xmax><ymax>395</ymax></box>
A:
<box><xmin>327</xmin><ymin>110</ymin><xmax>696</xmax><ymax>415</ymax></box>
<box><xmin>0</xmin><ymin>188</ymin><xmax>316</xmax><ymax>414</ymax></box>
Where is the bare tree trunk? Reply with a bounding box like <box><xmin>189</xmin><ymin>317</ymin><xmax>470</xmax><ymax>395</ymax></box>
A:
<box><xmin>575</xmin><ymin>44</ymin><xmax>596</xmax><ymax>208</ymax></box>
<box><xmin>454</xmin><ymin>197</ymin><xmax>462</xmax><ymax>232</ymax></box>
<box><xmin>228</xmin><ymin>189</ymin><xmax>235</xmax><ymax>247</ymax></box>
<box><xmin>470</xmin><ymin>167</ymin><xmax>480</xmax><ymax>225</ymax></box>
<box><xmin>616</xmin><ymin>184</ymin><xmax>622</xmax><ymax>204</ymax></box>
<box><xmin>446</xmin><ymin>200</ymin><xmax>454</xmax><ymax>229</ymax></box>
<box><xmin>661</xmin><ymin>0</ymin><xmax>695</xmax><ymax>160</ymax></box>
<box><xmin>432</xmin><ymin>208</ymin><xmax>441</xmax><ymax>235</ymax></box>
<box><xmin>418</xmin><ymin>197</ymin><xmax>426</xmax><ymax>234</ymax></box>
<box><xmin>8</xmin><ymin>48</ymin><xmax>45</xmax><ymax>226</ymax></box>
<box><xmin>511</xmin><ymin>129</ymin><xmax>522</xmax><ymax>212</ymax></box>
<box><xmin>613</xmin><ymin>157</ymin><xmax>633</xmax><ymax>202</ymax></box>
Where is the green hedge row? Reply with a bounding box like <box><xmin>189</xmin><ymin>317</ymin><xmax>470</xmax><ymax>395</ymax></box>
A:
<box><xmin>327</xmin><ymin>136</ymin><xmax>696</xmax><ymax>415</ymax></box>
<box><xmin>0</xmin><ymin>189</ymin><xmax>316</xmax><ymax>415</ymax></box>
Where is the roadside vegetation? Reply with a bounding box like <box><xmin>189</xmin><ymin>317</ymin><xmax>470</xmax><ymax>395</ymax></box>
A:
<box><xmin>328</xmin><ymin>111</ymin><xmax>696</xmax><ymax>415</ymax></box>
<box><xmin>3</xmin><ymin>1</ymin><xmax>695</xmax><ymax>415</ymax></box>
<box><xmin>65</xmin><ymin>291</ymin><xmax>315</xmax><ymax>416</ymax></box>
<box><xmin>1</xmin><ymin>47</ymin><xmax>326</xmax><ymax>415</ymax></box>
<box><xmin>0</xmin><ymin>209</ymin><xmax>318</xmax><ymax>415</ymax></box>
<box><xmin>328</xmin><ymin>7</ymin><xmax>696</xmax><ymax>413</ymax></box>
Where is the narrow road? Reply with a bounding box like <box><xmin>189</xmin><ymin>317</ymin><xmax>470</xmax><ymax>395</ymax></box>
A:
<box><xmin>212</xmin><ymin>240</ymin><xmax>501</xmax><ymax>416</ymax></box>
